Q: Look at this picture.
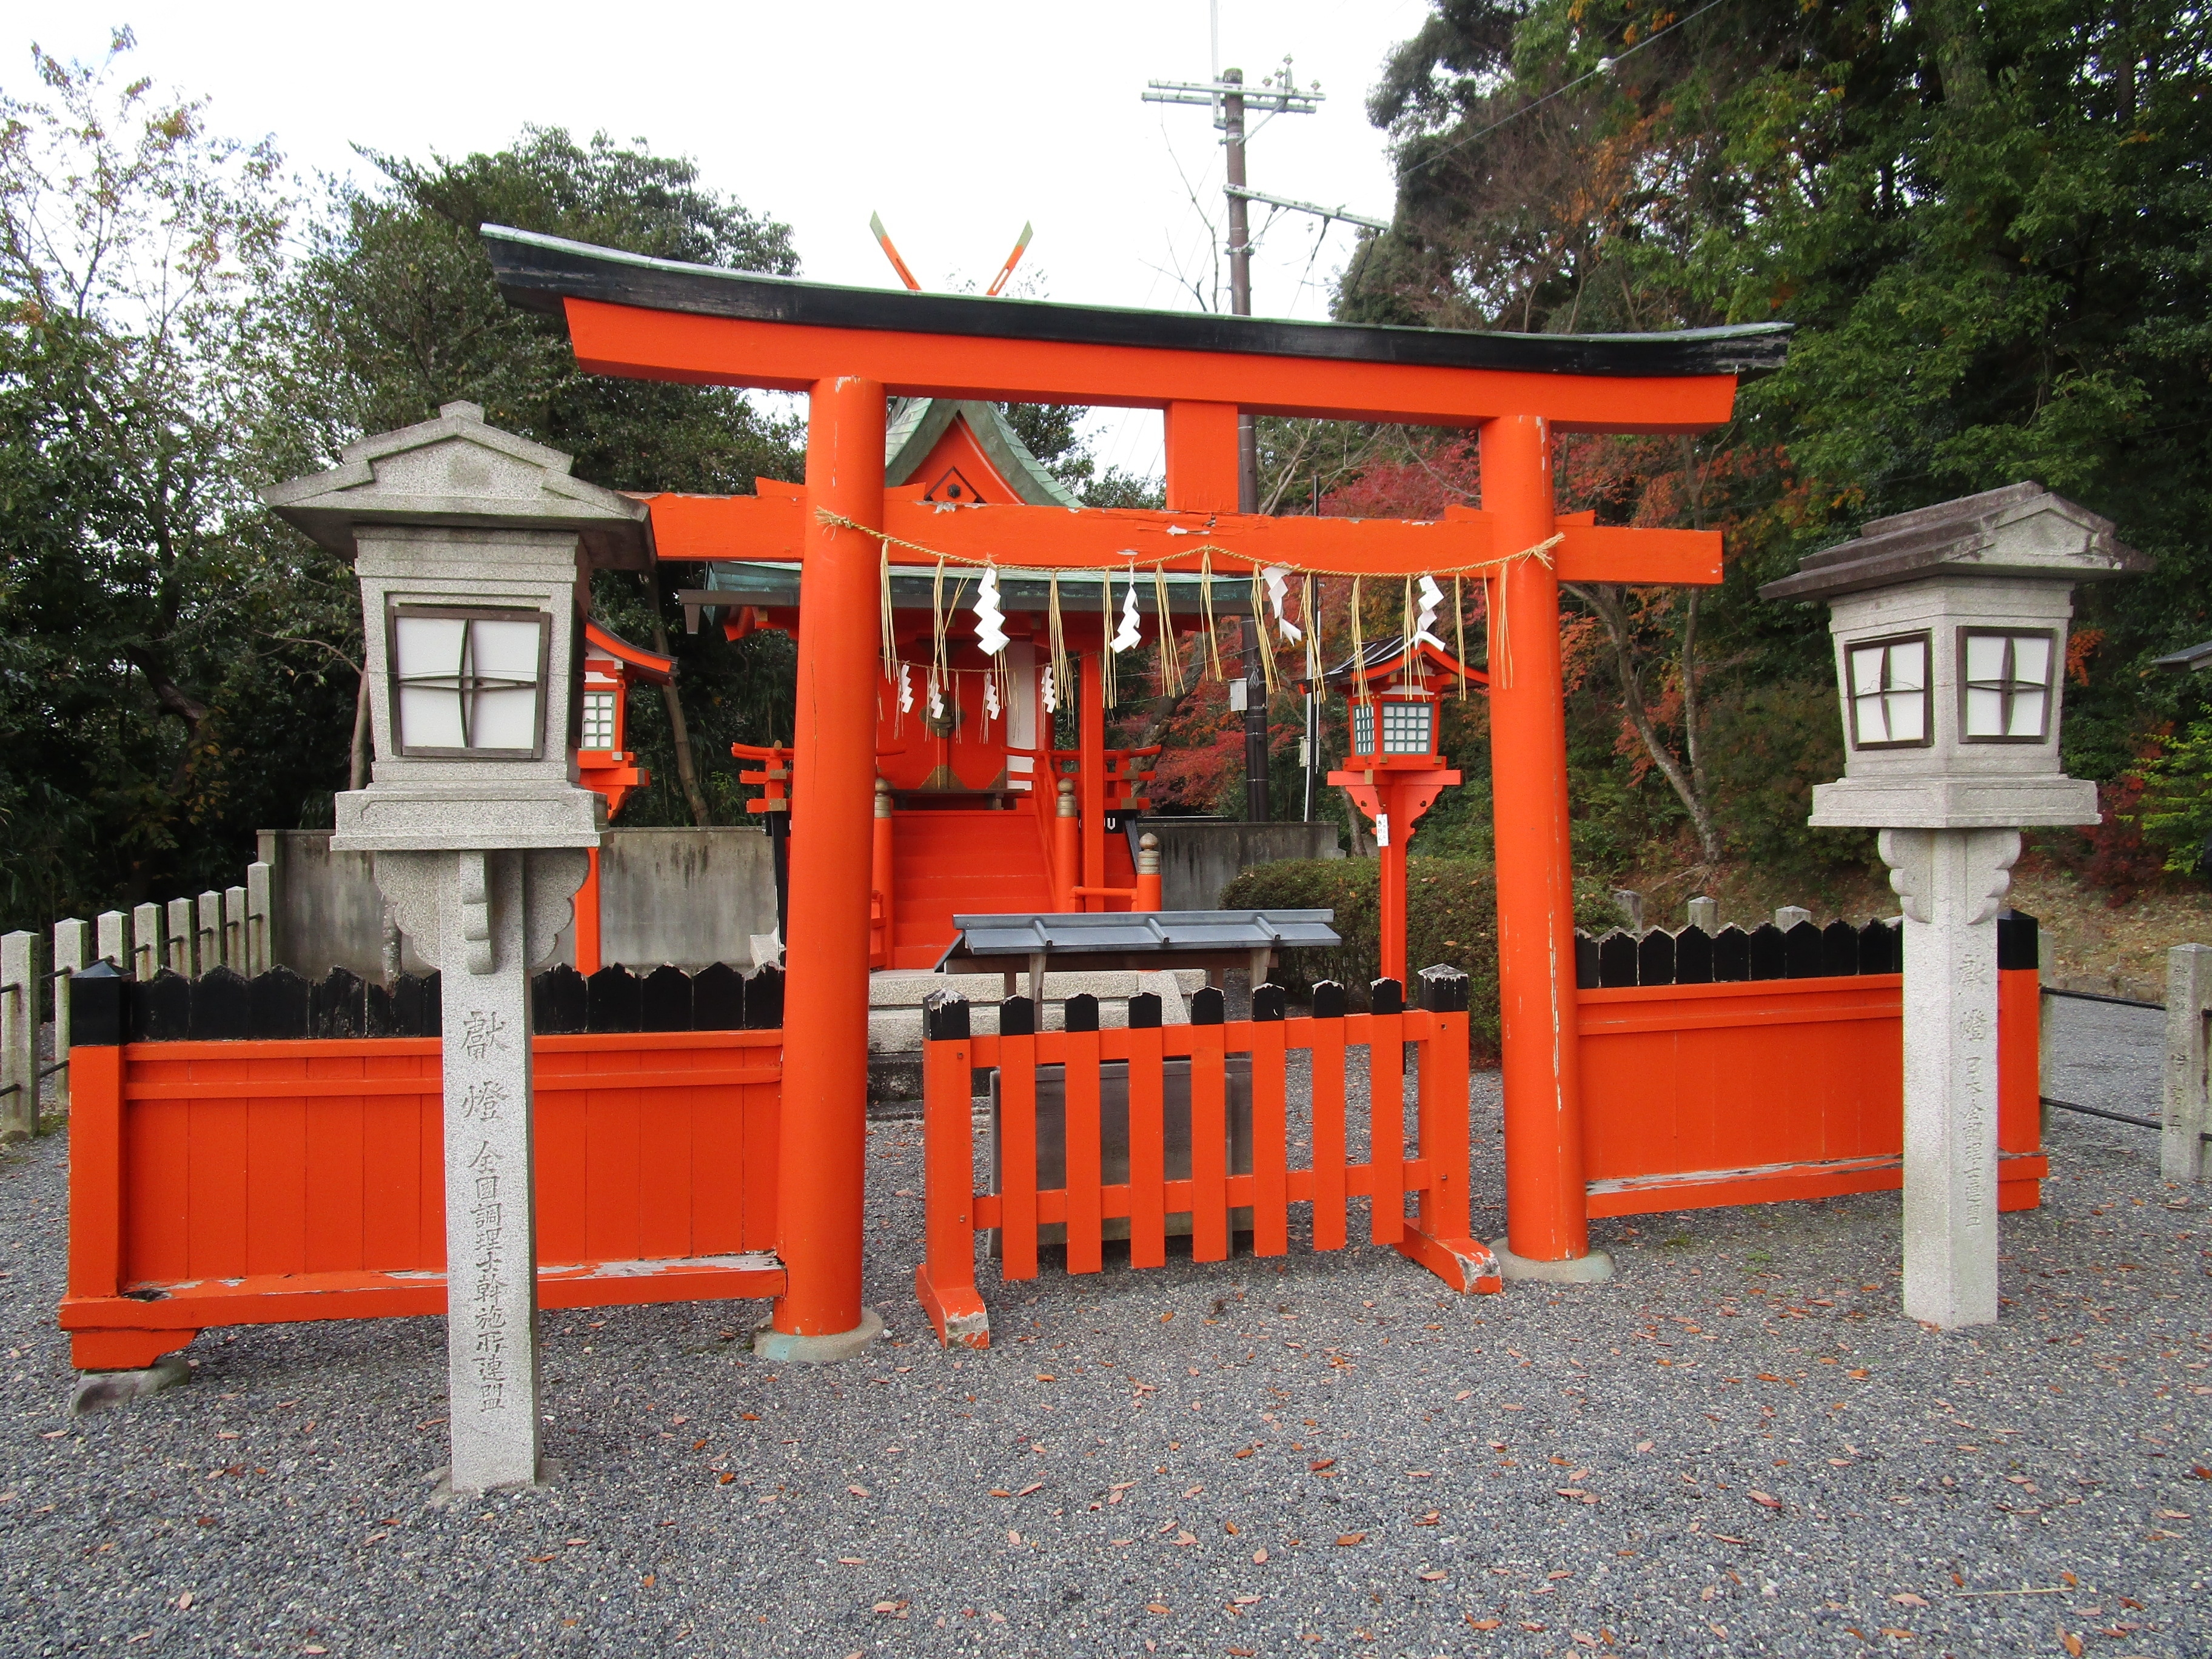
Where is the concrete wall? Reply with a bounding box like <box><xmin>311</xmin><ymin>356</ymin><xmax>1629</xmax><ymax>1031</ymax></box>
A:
<box><xmin>256</xmin><ymin>818</ymin><xmax>1321</xmax><ymax>977</ymax></box>
<box><xmin>1145</xmin><ymin>819</ymin><xmax>1343</xmax><ymax>911</ymax></box>
<box><xmin>597</xmin><ymin>828</ymin><xmax>778</xmax><ymax>972</ymax></box>
<box><xmin>256</xmin><ymin>826</ymin><xmax>779</xmax><ymax>977</ymax></box>
<box><xmin>258</xmin><ymin>831</ymin><xmax>423</xmax><ymax>980</ymax></box>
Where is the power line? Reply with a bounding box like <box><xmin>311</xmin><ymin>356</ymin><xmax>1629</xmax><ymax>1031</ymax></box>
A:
<box><xmin>1403</xmin><ymin>0</ymin><xmax>1736</xmax><ymax>180</ymax></box>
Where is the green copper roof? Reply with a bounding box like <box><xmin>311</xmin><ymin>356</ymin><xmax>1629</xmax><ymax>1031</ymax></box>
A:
<box><xmin>884</xmin><ymin>398</ymin><xmax>1081</xmax><ymax>508</ymax></box>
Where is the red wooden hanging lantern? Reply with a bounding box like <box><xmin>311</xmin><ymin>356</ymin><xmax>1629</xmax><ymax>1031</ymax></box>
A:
<box><xmin>571</xmin><ymin>620</ymin><xmax>676</xmax><ymax>974</ymax></box>
<box><xmin>1324</xmin><ymin>636</ymin><xmax>1486</xmax><ymax>986</ymax></box>
<box><xmin>575</xmin><ymin>620</ymin><xmax>675</xmax><ymax>821</ymax></box>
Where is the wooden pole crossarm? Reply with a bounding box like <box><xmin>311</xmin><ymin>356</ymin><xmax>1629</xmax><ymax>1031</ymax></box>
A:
<box><xmin>636</xmin><ymin>492</ymin><xmax>1721</xmax><ymax>586</ymax></box>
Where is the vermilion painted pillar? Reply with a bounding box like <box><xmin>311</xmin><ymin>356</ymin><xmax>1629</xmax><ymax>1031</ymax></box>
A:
<box><xmin>1481</xmin><ymin>415</ymin><xmax>1600</xmax><ymax>1274</ymax></box>
<box><xmin>770</xmin><ymin>375</ymin><xmax>886</xmax><ymax>1346</ymax></box>
<box><xmin>1376</xmin><ymin>785</ymin><xmax>1409</xmax><ymax>986</ymax></box>
<box><xmin>1080</xmin><ymin>654</ymin><xmax>1106</xmax><ymax>909</ymax></box>
<box><xmin>573</xmin><ymin>848</ymin><xmax>602</xmax><ymax>975</ymax></box>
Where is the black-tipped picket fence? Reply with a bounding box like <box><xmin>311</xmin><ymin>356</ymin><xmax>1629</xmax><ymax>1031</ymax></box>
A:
<box><xmin>69</xmin><ymin>961</ymin><xmax>785</xmax><ymax>1045</ymax></box>
<box><xmin>1576</xmin><ymin>910</ymin><xmax>2039</xmax><ymax>991</ymax></box>
<box><xmin>1575</xmin><ymin>917</ymin><xmax>1897</xmax><ymax>991</ymax></box>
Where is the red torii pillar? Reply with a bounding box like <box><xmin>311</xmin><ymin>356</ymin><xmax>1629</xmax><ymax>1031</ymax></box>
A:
<box><xmin>1482</xmin><ymin>415</ymin><xmax>1603</xmax><ymax>1281</ymax></box>
<box><xmin>758</xmin><ymin>377</ymin><xmax>888</xmax><ymax>1356</ymax></box>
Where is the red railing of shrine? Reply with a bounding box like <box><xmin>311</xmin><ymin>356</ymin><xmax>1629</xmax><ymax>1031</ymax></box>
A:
<box><xmin>913</xmin><ymin>969</ymin><xmax>1500</xmax><ymax>1349</ymax></box>
<box><xmin>62</xmin><ymin>1030</ymin><xmax>785</xmax><ymax>1370</ymax></box>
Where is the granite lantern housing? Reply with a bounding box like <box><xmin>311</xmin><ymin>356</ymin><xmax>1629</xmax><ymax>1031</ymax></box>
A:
<box><xmin>1761</xmin><ymin>481</ymin><xmax>2143</xmax><ymax>831</ymax></box>
<box><xmin>266</xmin><ymin>400</ymin><xmax>653</xmax><ymax>851</ymax></box>
<box><xmin>264</xmin><ymin>401</ymin><xmax>653</xmax><ymax>1496</ymax></box>
<box><xmin>1761</xmin><ymin>481</ymin><xmax>2146</xmax><ymax>1332</ymax></box>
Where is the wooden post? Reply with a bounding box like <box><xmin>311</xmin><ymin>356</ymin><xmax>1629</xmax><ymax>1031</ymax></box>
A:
<box><xmin>1481</xmin><ymin>414</ymin><xmax>1602</xmax><ymax>1278</ymax></box>
<box><xmin>1376</xmin><ymin>782</ymin><xmax>1410</xmax><ymax>986</ymax></box>
<box><xmin>1133</xmin><ymin>832</ymin><xmax>1162</xmax><ymax>911</ymax></box>
<box><xmin>2163</xmin><ymin>943</ymin><xmax>2212</xmax><ymax>1184</ymax></box>
<box><xmin>573</xmin><ymin>847</ymin><xmax>603</xmax><ymax>976</ymax></box>
<box><xmin>1996</xmin><ymin>910</ymin><xmax>2043</xmax><ymax>1212</ymax></box>
<box><xmin>1053</xmin><ymin>778</ymin><xmax>1079</xmax><ymax>913</ymax></box>
<box><xmin>1080</xmin><ymin>655</ymin><xmax>1106</xmax><ymax>910</ymax></box>
<box><xmin>768</xmin><ymin>374</ymin><xmax>886</xmax><ymax>1352</ymax></box>
<box><xmin>871</xmin><ymin>777</ymin><xmax>895</xmax><ymax>969</ymax></box>
<box><xmin>96</xmin><ymin>911</ymin><xmax>127</xmax><ymax>971</ymax></box>
<box><xmin>246</xmin><ymin>860</ymin><xmax>273</xmax><ymax>976</ymax></box>
<box><xmin>915</xmin><ymin>988</ymin><xmax>989</xmax><ymax>1347</ymax></box>
<box><xmin>165</xmin><ymin>899</ymin><xmax>193</xmax><ymax>977</ymax></box>
<box><xmin>51</xmin><ymin>918</ymin><xmax>87</xmax><ymax>1120</ymax></box>
<box><xmin>223</xmin><ymin>886</ymin><xmax>247</xmax><ymax>971</ymax></box>
<box><xmin>0</xmin><ymin>931</ymin><xmax>35</xmax><ymax>1141</ymax></box>
<box><xmin>130</xmin><ymin>904</ymin><xmax>159</xmax><ymax>982</ymax></box>
<box><xmin>196</xmin><ymin>893</ymin><xmax>222</xmax><ymax>976</ymax></box>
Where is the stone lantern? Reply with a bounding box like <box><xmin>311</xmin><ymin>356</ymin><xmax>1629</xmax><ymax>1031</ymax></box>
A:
<box><xmin>266</xmin><ymin>401</ymin><xmax>652</xmax><ymax>1493</ymax></box>
<box><xmin>1760</xmin><ymin>481</ymin><xmax>2145</xmax><ymax>1328</ymax></box>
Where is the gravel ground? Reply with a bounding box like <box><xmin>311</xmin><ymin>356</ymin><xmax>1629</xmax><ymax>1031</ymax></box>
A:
<box><xmin>2044</xmin><ymin>993</ymin><xmax>2165</xmax><ymax>1124</ymax></box>
<box><xmin>2</xmin><ymin>1022</ymin><xmax>2208</xmax><ymax>1658</ymax></box>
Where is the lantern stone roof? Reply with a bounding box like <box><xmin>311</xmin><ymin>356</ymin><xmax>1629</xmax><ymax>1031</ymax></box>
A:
<box><xmin>1759</xmin><ymin>481</ymin><xmax>2149</xmax><ymax>603</ymax></box>
<box><xmin>264</xmin><ymin>401</ymin><xmax>654</xmax><ymax>571</ymax></box>
<box><xmin>484</xmin><ymin>224</ymin><xmax>1792</xmax><ymax>380</ymax></box>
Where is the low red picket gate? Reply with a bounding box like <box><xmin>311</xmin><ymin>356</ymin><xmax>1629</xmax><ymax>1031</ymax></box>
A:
<box><xmin>913</xmin><ymin>967</ymin><xmax>1499</xmax><ymax>1349</ymax></box>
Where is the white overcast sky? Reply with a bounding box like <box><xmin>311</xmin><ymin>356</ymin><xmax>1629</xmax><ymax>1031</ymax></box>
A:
<box><xmin>5</xmin><ymin>2</ymin><xmax>1431</xmax><ymax>480</ymax></box>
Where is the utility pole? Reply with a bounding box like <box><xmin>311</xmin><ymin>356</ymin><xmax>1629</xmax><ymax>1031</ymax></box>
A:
<box><xmin>1144</xmin><ymin>55</ymin><xmax>1321</xmax><ymax>820</ymax></box>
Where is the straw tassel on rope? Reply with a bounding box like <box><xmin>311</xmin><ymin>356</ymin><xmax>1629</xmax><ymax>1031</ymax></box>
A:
<box><xmin>1454</xmin><ymin>574</ymin><xmax>1467</xmax><ymax>699</ymax></box>
<box><xmin>1198</xmin><ymin>554</ymin><xmax>1225</xmax><ymax>682</ymax></box>
<box><xmin>1349</xmin><ymin>577</ymin><xmax>1369</xmax><ymax>706</ymax></box>
<box><xmin>1248</xmin><ymin>568</ymin><xmax>1279</xmax><ymax>700</ymax></box>
<box><xmin>1150</xmin><ymin>565</ymin><xmax>1183</xmax><ymax>696</ymax></box>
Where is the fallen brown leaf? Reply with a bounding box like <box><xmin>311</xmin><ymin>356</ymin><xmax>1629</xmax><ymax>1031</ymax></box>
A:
<box><xmin>1891</xmin><ymin>1593</ymin><xmax>1928</xmax><ymax>1607</ymax></box>
<box><xmin>1466</xmin><ymin>1617</ymin><xmax>1501</xmax><ymax>1630</ymax></box>
<box><xmin>1335</xmin><ymin>1532</ymin><xmax>1366</xmax><ymax>1546</ymax></box>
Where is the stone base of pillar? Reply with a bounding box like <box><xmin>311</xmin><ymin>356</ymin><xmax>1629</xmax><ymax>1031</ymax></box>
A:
<box><xmin>67</xmin><ymin>1352</ymin><xmax>191</xmax><ymax>1416</ymax></box>
<box><xmin>430</xmin><ymin>1456</ymin><xmax>563</xmax><ymax>1504</ymax></box>
<box><xmin>752</xmin><ymin>1306</ymin><xmax>885</xmax><ymax>1364</ymax></box>
<box><xmin>1488</xmin><ymin>1240</ymin><xmax>1615</xmax><ymax>1284</ymax></box>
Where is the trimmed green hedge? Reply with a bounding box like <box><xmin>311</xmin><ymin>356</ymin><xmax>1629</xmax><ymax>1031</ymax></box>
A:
<box><xmin>1220</xmin><ymin>857</ymin><xmax>1506</xmax><ymax>1055</ymax></box>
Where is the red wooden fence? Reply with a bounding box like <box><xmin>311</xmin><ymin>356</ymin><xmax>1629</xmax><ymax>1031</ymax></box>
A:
<box><xmin>1578</xmin><ymin>965</ymin><xmax>2045</xmax><ymax>1217</ymax></box>
<box><xmin>63</xmin><ymin>1030</ymin><xmax>783</xmax><ymax>1370</ymax></box>
<box><xmin>914</xmin><ymin>970</ymin><xmax>1499</xmax><ymax>1349</ymax></box>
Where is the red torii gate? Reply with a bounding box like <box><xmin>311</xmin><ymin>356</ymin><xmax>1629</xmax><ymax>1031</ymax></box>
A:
<box><xmin>487</xmin><ymin>225</ymin><xmax>1786</xmax><ymax>1337</ymax></box>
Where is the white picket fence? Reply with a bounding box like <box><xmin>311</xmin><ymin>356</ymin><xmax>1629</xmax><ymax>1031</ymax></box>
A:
<box><xmin>0</xmin><ymin>861</ymin><xmax>272</xmax><ymax>1141</ymax></box>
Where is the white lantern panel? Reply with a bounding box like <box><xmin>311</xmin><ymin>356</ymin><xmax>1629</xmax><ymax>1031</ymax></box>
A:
<box><xmin>1847</xmin><ymin>634</ymin><xmax>1928</xmax><ymax>747</ymax></box>
<box><xmin>1381</xmin><ymin>699</ymin><xmax>1433</xmax><ymax>755</ymax></box>
<box><xmin>388</xmin><ymin>605</ymin><xmax>548</xmax><ymax>757</ymax></box>
<box><xmin>1960</xmin><ymin>629</ymin><xmax>2053</xmax><ymax>742</ymax></box>
<box><xmin>581</xmin><ymin>691</ymin><xmax>617</xmax><ymax>751</ymax></box>
<box><xmin>1353</xmin><ymin>702</ymin><xmax>1374</xmax><ymax>754</ymax></box>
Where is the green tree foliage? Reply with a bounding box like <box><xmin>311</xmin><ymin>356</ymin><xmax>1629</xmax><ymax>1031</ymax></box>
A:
<box><xmin>268</xmin><ymin>124</ymin><xmax>809</xmax><ymax>829</ymax></box>
<box><xmin>1342</xmin><ymin>0</ymin><xmax>2212</xmax><ymax>886</ymax></box>
<box><xmin>0</xmin><ymin>32</ymin><xmax>353</xmax><ymax>927</ymax></box>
